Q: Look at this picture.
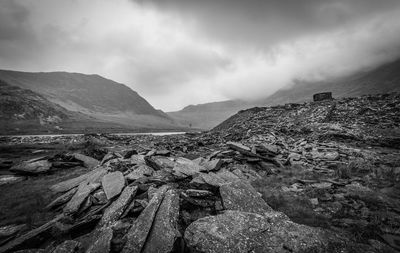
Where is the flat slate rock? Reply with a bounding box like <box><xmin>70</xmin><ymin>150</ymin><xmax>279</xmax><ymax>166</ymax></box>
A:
<box><xmin>125</xmin><ymin>165</ymin><xmax>154</xmax><ymax>181</ymax></box>
<box><xmin>130</xmin><ymin>155</ymin><xmax>146</xmax><ymax>165</ymax></box>
<box><xmin>46</xmin><ymin>187</ymin><xmax>78</xmax><ymax>210</ymax></box>
<box><xmin>52</xmin><ymin>240</ymin><xmax>81</xmax><ymax>253</ymax></box>
<box><xmin>145</xmin><ymin>156</ymin><xmax>176</xmax><ymax>170</ymax></box>
<box><xmin>142</xmin><ymin>189</ymin><xmax>180</xmax><ymax>253</ymax></box>
<box><xmin>185</xmin><ymin>210</ymin><xmax>365</xmax><ymax>253</ymax></box>
<box><xmin>121</xmin><ymin>185</ymin><xmax>169</xmax><ymax>253</ymax></box>
<box><xmin>100</xmin><ymin>186</ymin><xmax>137</xmax><ymax>226</ymax></box>
<box><xmin>219</xmin><ymin>181</ymin><xmax>273</xmax><ymax>214</ymax></box>
<box><xmin>101</xmin><ymin>171</ymin><xmax>125</xmax><ymax>200</ymax></box>
<box><xmin>63</xmin><ymin>182</ymin><xmax>100</xmax><ymax>215</ymax></box>
<box><xmin>50</xmin><ymin>168</ymin><xmax>107</xmax><ymax>193</ymax></box>
<box><xmin>0</xmin><ymin>215</ymin><xmax>63</xmax><ymax>253</ymax></box>
<box><xmin>86</xmin><ymin>227</ymin><xmax>113</xmax><ymax>253</ymax></box>
<box><xmin>10</xmin><ymin>160</ymin><xmax>52</xmax><ymax>175</ymax></box>
<box><xmin>72</xmin><ymin>153</ymin><xmax>100</xmax><ymax>169</ymax></box>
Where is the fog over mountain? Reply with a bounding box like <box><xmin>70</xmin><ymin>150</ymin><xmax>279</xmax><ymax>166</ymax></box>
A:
<box><xmin>1</xmin><ymin>0</ymin><xmax>400</xmax><ymax>111</ymax></box>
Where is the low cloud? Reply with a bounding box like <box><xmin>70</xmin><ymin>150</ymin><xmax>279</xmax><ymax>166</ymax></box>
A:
<box><xmin>0</xmin><ymin>0</ymin><xmax>400</xmax><ymax>110</ymax></box>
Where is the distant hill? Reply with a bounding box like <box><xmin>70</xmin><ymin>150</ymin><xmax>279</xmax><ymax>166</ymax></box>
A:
<box><xmin>0</xmin><ymin>70</ymin><xmax>182</xmax><ymax>133</ymax></box>
<box><xmin>167</xmin><ymin>100</ymin><xmax>250</xmax><ymax>130</ymax></box>
<box><xmin>0</xmin><ymin>80</ymin><xmax>134</xmax><ymax>134</ymax></box>
<box><xmin>261</xmin><ymin>58</ymin><xmax>400</xmax><ymax>105</ymax></box>
<box><xmin>170</xmin><ymin>58</ymin><xmax>400</xmax><ymax>130</ymax></box>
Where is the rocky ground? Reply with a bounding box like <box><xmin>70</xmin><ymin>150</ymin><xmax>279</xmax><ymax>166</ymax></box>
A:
<box><xmin>0</xmin><ymin>93</ymin><xmax>399</xmax><ymax>253</ymax></box>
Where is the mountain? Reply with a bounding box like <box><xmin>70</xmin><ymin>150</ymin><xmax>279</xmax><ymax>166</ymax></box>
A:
<box><xmin>170</xmin><ymin>58</ymin><xmax>400</xmax><ymax>130</ymax></box>
<box><xmin>0</xmin><ymin>80</ymin><xmax>133</xmax><ymax>134</ymax></box>
<box><xmin>167</xmin><ymin>100</ymin><xmax>250</xmax><ymax>130</ymax></box>
<box><xmin>261</xmin><ymin>58</ymin><xmax>400</xmax><ymax>106</ymax></box>
<box><xmin>0</xmin><ymin>69</ymin><xmax>181</xmax><ymax>133</ymax></box>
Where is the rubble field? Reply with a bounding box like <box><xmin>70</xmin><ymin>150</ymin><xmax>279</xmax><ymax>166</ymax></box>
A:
<box><xmin>0</xmin><ymin>93</ymin><xmax>399</xmax><ymax>253</ymax></box>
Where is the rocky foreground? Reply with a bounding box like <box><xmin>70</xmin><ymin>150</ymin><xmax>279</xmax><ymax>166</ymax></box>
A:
<box><xmin>0</xmin><ymin>93</ymin><xmax>399</xmax><ymax>252</ymax></box>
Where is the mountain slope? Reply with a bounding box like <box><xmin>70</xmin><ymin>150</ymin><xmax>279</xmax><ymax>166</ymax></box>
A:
<box><xmin>0</xmin><ymin>69</ymin><xmax>181</xmax><ymax>131</ymax></box>
<box><xmin>0</xmin><ymin>70</ymin><xmax>166</xmax><ymax>116</ymax></box>
<box><xmin>167</xmin><ymin>100</ymin><xmax>250</xmax><ymax>130</ymax></box>
<box><xmin>0</xmin><ymin>80</ymin><xmax>132</xmax><ymax>134</ymax></box>
<box><xmin>170</xmin><ymin>58</ymin><xmax>400</xmax><ymax>130</ymax></box>
<box><xmin>262</xmin><ymin>58</ymin><xmax>400</xmax><ymax>105</ymax></box>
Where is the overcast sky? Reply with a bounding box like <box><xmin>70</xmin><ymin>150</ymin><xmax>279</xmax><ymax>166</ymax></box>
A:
<box><xmin>1</xmin><ymin>0</ymin><xmax>400</xmax><ymax>111</ymax></box>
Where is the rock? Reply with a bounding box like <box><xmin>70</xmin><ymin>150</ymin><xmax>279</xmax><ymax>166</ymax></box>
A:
<box><xmin>121</xmin><ymin>149</ymin><xmax>138</xmax><ymax>159</ymax></box>
<box><xmin>10</xmin><ymin>159</ymin><xmax>52</xmax><ymax>175</ymax></box>
<box><xmin>0</xmin><ymin>175</ymin><xmax>25</xmax><ymax>186</ymax></box>
<box><xmin>86</xmin><ymin>227</ymin><xmax>113</xmax><ymax>253</ymax></box>
<box><xmin>215</xmin><ymin>169</ymin><xmax>241</xmax><ymax>183</ymax></box>
<box><xmin>72</xmin><ymin>153</ymin><xmax>100</xmax><ymax>169</ymax></box>
<box><xmin>142</xmin><ymin>189</ymin><xmax>180</xmax><ymax>253</ymax></box>
<box><xmin>92</xmin><ymin>190</ymin><xmax>108</xmax><ymax>205</ymax></box>
<box><xmin>125</xmin><ymin>165</ymin><xmax>154</xmax><ymax>181</ymax></box>
<box><xmin>155</xmin><ymin>149</ymin><xmax>170</xmax><ymax>156</ymax></box>
<box><xmin>121</xmin><ymin>185</ymin><xmax>169</xmax><ymax>253</ymax></box>
<box><xmin>226</xmin><ymin>142</ymin><xmax>253</xmax><ymax>155</ymax></box>
<box><xmin>259</xmin><ymin>143</ymin><xmax>279</xmax><ymax>155</ymax></box>
<box><xmin>101</xmin><ymin>171</ymin><xmax>125</xmax><ymax>200</ymax></box>
<box><xmin>63</xmin><ymin>182</ymin><xmax>100</xmax><ymax>215</ymax></box>
<box><xmin>129</xmin><ymin>155</ymin><xmax>146</xmax><ymax>165</ymax></box>
<box><xmin>185</xmin><ymin>189</ymin><xmax>213</xmax><ymax>198</ymax></box>
<box><xmin>0</xmin><ymin>215</ymin><xmax>63</xmax><ymax>253</ymax></box>
<box><xmin>172</xmin><ymin>157</ymin><xmax>206</xmax><ymax>178</ymax></box>
<box><xmin>185</xmin><ymin>210</ymin><xmax>355</xmax><ymax>253</ymax></box>
<box><xmin>50</xmin><ymin>168</ymin><xmax>107</xmax><ymax>193</ymax></box>
<box><xmin>219</xmin><ymin>181</ymin><xmax>272</xmax><ymax>214</ymax></box>
<box><xmin>100</xmin><ymin>186</ymin><xmax>137</xmax><ymax>226</ymax></box>
<box><xmin>101</xmin><ymin>152</ymin><xmax>118</xmax><ymax>165</ymax></box>
<box><xmin>50</xmin><ymin>173</ymin><xmax>92</xmax><ymax>193</ymax></box>
<box><xmin>311</xmin><ymin>182</ymin><xmax>332</xmax><ymax>189</ymax></box>
<box><xmin>145</xmin><ymin>156</ymin><xmax>175</xmax><ymax>170</ymax></box>
<box><xmin>46</xmin><ymin>187</ymin><xmax>78</xmax><ymax>210</ymax></box>
<box><xmin>192</xmin><ymin>173</ymin><xmax>226</xmax><ymax>187</ymax></box>
<box><xmin>194</xmin><ymin>158</ymin><xmax>222</xmax><ymax>171</ymax></box>
<box><xmin>0</xmin><ymin>224</ymin><xmax>27</xmax><ymax>239</ymax></box>
<box><xmin>52</xmin><ymin>240</ymin><xmax>81</xmax><ymax>253</ymax></box>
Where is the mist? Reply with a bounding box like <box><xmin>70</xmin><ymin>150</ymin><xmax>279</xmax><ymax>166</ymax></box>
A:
<box><xmin>1</xmin><ymin>0</ymin><xmax>400</xmax><ymax>110</ymax></box>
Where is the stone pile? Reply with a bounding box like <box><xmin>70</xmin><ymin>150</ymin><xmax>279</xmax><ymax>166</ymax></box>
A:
<box><xmin>1</xmin><ymin>140</ymin><xmax>396</xmax><ymax>253</ymax></box>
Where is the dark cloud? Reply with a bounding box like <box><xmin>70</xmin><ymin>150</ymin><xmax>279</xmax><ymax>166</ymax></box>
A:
<box><xmin>136</xmin><ymin>0</ymin><xmax>400</xmax><ymax>49</ymax></box>
<box><xmin>0</xmin><ymin>0</ymin><xmax>400</xmax><ymax>110</ymax></box>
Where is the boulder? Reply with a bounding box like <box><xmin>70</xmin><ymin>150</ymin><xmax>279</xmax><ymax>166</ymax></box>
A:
<box><xmin>52</xmin><ymin>240</ymin><xmax>81</xmax><ymax>253</ymax></box>
<box><xmin>185</xmin><ymin>210</ymin><xmax>358</xmax><ymax>253</ymax></box>
<box><xmin>145</xmin><ymin>156</ymin><xmax>175</xmax><ymax>170</ymax></box>
<box><xmin>125</xmin><ymin>165</ymin><xmax>154</xmax><ymax>181</ymax></box>
<box><xmin>72</xmin><ymin>153</ymin><xmax>99</xmax><ymax>169</ymax></box>
<box><xmin>172</xmin><ymin>158</ymin><xmax>206</xmax><ymax>178</ymax></box>
<box><xmin>10</xmin><ymin>159</ymin><xmax>51</xmax><ymax>175</ymax></box>
<box><xmin>50</xmin><ymin>168</ymin><xmax>107</xmax><ymax>193</ymax></box>
<box><xmin>100</xmin><ymin>186</ymin><xmax>137</xmax><ymax>226</ymax></box>
<box><xmin>219</xmin><ymin>181</ymin><xmax>272</xmax><ymax>214</ymax></box>
<box><xmin>101</xmin><ymin>171</ymin><xmax>125</xmax><ymax>200</ymax></box>
<box><xmin>121</xmin><ymin>185</ymin><xmax>169</xmax><ymax>253</ymax></box>
<box><xmin>0</xmin><ymin>215</ymin><xmax>63</xmax><ymax>253</ymax></box>
<box><xmin>142</xmin><ymin>189</ymin><xmax>180</xmax><ymax>253</ymax></box>
<box><xmin>45</xmin><ymin>187</ymin><xmax>78</xmax><ymax>210</ymax></box>
<box><xmin>63</xmin><ymin>182</ymin><xmax>100</xmax><ymax>215</ymax></box>
<box><xmin>193</xmin><ymin>158</ymin><xmax>222</xmax><ymax>171</ymax></box>
<box><xmin>86</xmin><ymin>227</ymin><xmax>113</xmax><ymax>253</ymax></box>
<box><xmin>129</xmin><ymin>155</ymin><xmax>146</xmax><ymax>165</ymax></box>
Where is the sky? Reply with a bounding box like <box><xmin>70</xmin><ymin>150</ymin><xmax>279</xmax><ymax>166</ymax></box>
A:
<box><xmin>1</xmin><ymin>0</ymin><xmax>400</xmax><ymax>111</ymax></box>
